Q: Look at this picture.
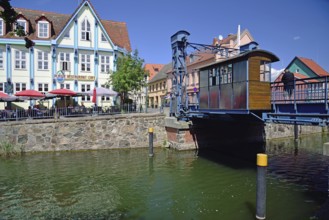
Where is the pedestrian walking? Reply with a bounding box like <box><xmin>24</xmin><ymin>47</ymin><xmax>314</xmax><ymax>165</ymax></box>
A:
<box><xmin>281</xmin><ymin>69</ymin><xmax>295</xmax><ymax>98</ymax></box>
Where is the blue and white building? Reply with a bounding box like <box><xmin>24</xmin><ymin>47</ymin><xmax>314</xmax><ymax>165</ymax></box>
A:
<box><xmin>0</xmin><ymin>0</ymin><xmax>131</xmax><ymax>108</ymax></box>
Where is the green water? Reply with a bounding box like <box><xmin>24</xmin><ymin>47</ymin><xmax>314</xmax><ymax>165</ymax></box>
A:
<box><xmin>0</xmin><ymin>134</ymin><xmax>328</xmax><ymax>219</ymax></box>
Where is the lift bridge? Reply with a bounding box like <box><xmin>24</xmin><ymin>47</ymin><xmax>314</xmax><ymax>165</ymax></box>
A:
<box><xmin>169</xmin><ymin>30</ymin><xmax>329</xmax><ymax>128</ymax></box>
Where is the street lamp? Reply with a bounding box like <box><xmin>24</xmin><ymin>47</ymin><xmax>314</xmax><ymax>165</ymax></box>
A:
<box><xmin>144</xmin><ymin>74</ymin><xmax>148</xmax><ymax>113</ymax></box>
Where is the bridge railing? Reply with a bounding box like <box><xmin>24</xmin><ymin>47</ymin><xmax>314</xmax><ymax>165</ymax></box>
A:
<box><xmin>271</xmin><ymin>76</ymin><xmax>329</xmax><ymax>104</ymax></box>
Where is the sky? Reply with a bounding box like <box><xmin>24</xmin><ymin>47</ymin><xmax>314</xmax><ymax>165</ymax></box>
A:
<box><xmin>11</xmin><ymin>0</ymin><xmax>329</xmax><ymax>72</ymax></box>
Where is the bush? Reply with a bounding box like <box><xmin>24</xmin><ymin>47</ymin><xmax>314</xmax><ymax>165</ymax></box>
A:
<box><xmin>0</xmin><ymin>141</ymin><xmax>22</xmax><ymax>157</ymax></box>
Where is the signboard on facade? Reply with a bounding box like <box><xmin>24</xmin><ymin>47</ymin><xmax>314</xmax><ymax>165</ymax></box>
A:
<box><xmin>55</xmin><ymin>70</ymin><xmax>65</xmax><ymax>84</ymax></box>
<box><xmin>54</xmin><ymin>71</ymin><xmax>95</xmax><ymax>83</ymax></box>
<box><xmin>65</xmin><ymin>75</ymin><xmax>95</xmax><ymax>81</ymax></box>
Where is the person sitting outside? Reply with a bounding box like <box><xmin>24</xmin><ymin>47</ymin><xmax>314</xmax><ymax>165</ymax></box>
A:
<box><xmin>281</xmin><ymin>69</ymin><xmax>295</xmax><ymax>99</ymax></box>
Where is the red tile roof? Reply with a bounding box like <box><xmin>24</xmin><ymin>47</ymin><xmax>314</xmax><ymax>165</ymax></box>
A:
<box><xmin>298</xmin><ymin>57</ymin><xmax>329</xmax><ymax>77</ymax></box>
<box><xmin>0</xmin><ymin>3</ymin><xmax>131</xmax><ymax>51</ymax></box>
<box><xmin>144</xmin><ymin>64</ymin><xmax>165</xmax><ymax>80</ymax></box>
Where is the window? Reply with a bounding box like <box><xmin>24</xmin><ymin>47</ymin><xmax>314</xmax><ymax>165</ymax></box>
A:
<box><xmin>220</xmin><ymin>64</ymin><xmax>232</xmax><ymax>84</ymax></box>
<box><xmin>101</xmin><ymin>33</ymin><xmax>107</xmax><ymax>42</ymax></box>
<box><xmin>0</xmin><ymin>82</ymin><xmax>4</xmax><ymax>91</ymax></box>
<box><xmin>209</xmin><ymin>68</ymin><xmax>217</xmax><ymax>86</ymax></box>
<box><xmin>100</xmin><ymin>55</ymin><xmax>110</xmax><ymax>73</ymax></box>
<box><xmin>81</xmin><ymin>54</ymin><xmax>91</xmax><ymax>71</ymax></box>
<box><xmin>38</xmin><ymin>21</ymin><xmax>49</xmax><ymax>38</ymax></box>
<box><xmin>15</xmin><ymin>50</ymin><xmax>26</xmax><ymax>69</ymax></box>
<box><xmin>101</xmin><ymin>85</ymin><xmax>110</xmax><ymax>101</ymax></box>
<box><xmin>192</xmin><ymin>72</ymin><xmax>196</xmax><ymax>86</ymax></box>
<box><xmin>59</xmin><ymin>52</ymin><xmax>70</xmax><ymax>71</ymax></box>
<box><xmin>81</xmin><ymin>18</ymin><xmax>91</xmax><ymax>41</ymax></box>
<box><xmin>64</xmin><ymin>30</ymin><xmax>70</xmax><ymax>38</ymax></box>
<box><xmin>37</xmin><ymin>51</ymin><xmax>49</xmax><ymax>70</ymax></box>
<box><xmin>16</xmin><ymin>19</ymin><xmax>26</xmax><ymax>34</ymax></box>
<box><xmin>0</xmin><ymin>49</ymin><xmax>3</xmax><ymax>68</ymax></box>
<box><xmin>60</xmin><ymin>83</ymin><xmax>70</xmax><ymax>89</ymax></box>
<box><xmin>81</xmin><ymin>84</ymin><xmax>91</xmax><ymax>101</ymax></box>
<box><xmin>38</xmin><ymin>83</ymin><xmax>49</xmax><ymax>92</ymax></box>
<box><xmin>0</xmin><ymin>19</ymin><xmax>3</xmax><ymax>36</ymax></box>
<box><xmin>260</xmin><ymin>61</ymin><xmax>271</xmax><ymax>82</ymax></box>
<box><xmin>15</xmin><ymin>83</ymin><xmax>26</xmax><ymax>92</ymax></box>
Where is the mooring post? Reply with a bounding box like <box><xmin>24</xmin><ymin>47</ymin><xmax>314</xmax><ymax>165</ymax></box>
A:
<box><xmin>256</xmin><ymin>153</ymin><xmax>268</xmax><ymax>220</ymax></box>
<box><xmin>148</xmin><ymin>127</ymin><xmax>154</xmax><ymax>157</ymax></box>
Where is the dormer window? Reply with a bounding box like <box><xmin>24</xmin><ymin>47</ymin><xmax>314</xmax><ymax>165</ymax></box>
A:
<box><xmin>0</xmin><ymin>19</ymin><xmax>3</xmax><ymax>36</ymax></box>
<box><xmin>15</xmin><ymin>19</ymin><xmax>27</xmax><ymax>35</ymax></box>
<box><xmin>81</xmin><ymin>18</ymin><xmax>91</xmax><ymax>41</ymax></box>
<box><xmin>38</xmin><ymin>21</ymin><xmax>49</xmax><ymax>38</ymax></box>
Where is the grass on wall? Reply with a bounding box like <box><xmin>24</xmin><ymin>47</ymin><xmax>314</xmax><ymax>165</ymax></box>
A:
<box><xmin>0</xmin><ymin>141</ymin><xmax>22</xmax><ymax>157</ymax></box>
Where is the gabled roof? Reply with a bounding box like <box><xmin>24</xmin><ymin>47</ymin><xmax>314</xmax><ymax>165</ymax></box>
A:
<box><xmin>0</xmin><ymin>2</ymin><xmax>131</xmax><ymax>51</ymax></box>
<box><xmin>187</xmin><ymin>52</ymin><xmax>215</xmax><ymax>69</ymax></box>
<box><xmin>144</xmin><ymin>64</ymin><xmax>165</xmax><ymax>80</ymax></box>
<box><xmin>148</xmin><ymin>63</ymin><xmax>171</xmax><ymax>83</ymax></box>
<box><xmin>212</xmin><ymin>29</ymin><xmax>254</xmax><ymax>47</ymax></box>
<box><xmin>297</xmin><ymin>57</ymin><xmax>329</xmax><ymax>77</ymax></box>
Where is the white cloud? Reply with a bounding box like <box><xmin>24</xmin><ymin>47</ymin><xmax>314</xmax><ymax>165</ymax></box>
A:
<box><xmin>293</xmin><ymin>36</ymin><xmax>301</xmax><ymax>40</ymax></box>
<box><xmin>271</xmin><ymin>68</ymin><xmax>284</xmax><ymax>82</ymax></box>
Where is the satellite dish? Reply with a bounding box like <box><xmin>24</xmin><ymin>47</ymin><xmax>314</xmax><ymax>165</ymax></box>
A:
<box><xmin>218</xmin><ymin>35</ymin><xmax>223</xmax><ymax>40</ymax></box>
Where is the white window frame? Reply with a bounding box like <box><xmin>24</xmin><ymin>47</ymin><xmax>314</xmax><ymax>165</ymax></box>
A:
<box><xmin>37</xmin><ymin>51</ymin><xmax>49</xmax><ymax>70</ymax></box>
<box><xmin>15</xmin><ymin>50</ymin><xmax>26</xmax><ymax>69</ymax></box>
<box><xmin>80</xmin><ymin>54</ymin><xmax>91</xmax><ymax>72</ymax></box>
<box><xmin>81</xmin><ymin>84</ymin><xmax>91</xmax><ymax>101</ymax></box>
<box><xmin>15</xmin><ymin>82</ymin><xmax>26</xmax><ymax>92</ymax></box>
<box><xmin>59</xmin><ymin>52</ymin><xmax>70</xmax><ymax>71</ymax></box>
<box><xmin>15</xmin><ymin>19</ymin><xmax>27</xmax><ymax>34</ymax></box>
<box><xmin>0</xmin><ymin>49</ymin><xmax>3</xmax><ymax>69</ymax></box>
<box><xmin>38</xmin><ymin>21</ymin><xmax>49</xmax><ymax>38</ymax></box>
<box><xmin>100</xmin><ymin>55</ymin><xmax>110</xmax><ymax>73</ymax></box>
<box><xmin>0</xmin><ymin>19</ymin><xmax>3</xmax><ymax>36</ymax></box>
<box><xmin>81</xmin><ymin>18</ymin><xmax>91</xmax><ymax>41</ymax></box>
<box><xmin>38</xmin><ymin>83</ymin><xmax>49</xmax><ymax>93</ymax></box>
<box><xmin>260</xmin><ymin>61</ymin><xmax>271</xmax><ymax>82</ymax></box>
<box><xmin>101</xmin><ymin>33</ymin><xmax>107</xmax><ymax>42</ymax></box>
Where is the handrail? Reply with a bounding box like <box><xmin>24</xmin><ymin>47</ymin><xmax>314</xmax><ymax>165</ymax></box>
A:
<box><xmin>270</xmin><ymin>76</ymin><xmax>329</xmax><ymax>104</ymax></box>
<box><xmin>0</xmin><ymin>104</ymin><xmax>161</xmax><ymax>122</ymax></box>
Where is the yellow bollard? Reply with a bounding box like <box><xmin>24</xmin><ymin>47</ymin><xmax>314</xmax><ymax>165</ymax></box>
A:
<box><xmin>256</xmin><ymin>153</ymin><xmax>267</xmax><ymax>220</ymax></box>
<box><xmin>148</xmin><ymin>128</ymin><xmax>154</xmax><ymax>157</ymax></box>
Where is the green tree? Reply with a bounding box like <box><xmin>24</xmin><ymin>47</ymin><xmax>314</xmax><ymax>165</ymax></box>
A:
<box><xmin>109</xmin><ymin>50</ymin><xmax>148</xmax><ymax>104</ymax></box>
<box><xmin>0</xmin><ymin>0</ymin><xmax>17</xmax><ymax>32</ymax></box>
<box><xmin>0</xmin><ymin>0</ymin><xmax>29</xmax><ymax>39</ymax></box>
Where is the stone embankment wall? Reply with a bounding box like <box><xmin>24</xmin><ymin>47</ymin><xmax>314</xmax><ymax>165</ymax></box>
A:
<box><xmin>0</xmin><ymin>113</ymin><xmax>167</xmax><ymax>152</ymax></box>
<box><xmin>265</xmin><ymin>123</ymin><xmax>327</xmax><ymax>140</ymax></box>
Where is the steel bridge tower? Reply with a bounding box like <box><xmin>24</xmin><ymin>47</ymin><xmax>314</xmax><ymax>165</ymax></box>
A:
<box><xmin>170</xmin><ymin>30</ymin><xmax>190</xmax><ymax>119</ymax></box>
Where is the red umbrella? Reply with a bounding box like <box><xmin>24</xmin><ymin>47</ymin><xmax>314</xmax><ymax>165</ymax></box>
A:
<box><xmin>92</xmin><ymin>88</ymin><xmax>97</xmax><ymax>104</ymax></box>
<box><xmin>15</xmin><ymin>89</ymin><xmax>45</xmax><ymax>98</ymax></box>
<box><xmin>0</xmin><ymin>91</ymin><xmax>9</xmax><ymax>98</ymax></box>
<box><xmin>49</xmin><ymin>88</ymin><xmax>76</xmax><ymax>96</ymax></box>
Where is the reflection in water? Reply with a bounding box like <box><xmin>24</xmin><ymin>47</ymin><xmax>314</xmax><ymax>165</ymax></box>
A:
<box><xmin>0</xmin><ymin>134</ymin><xmax>328</xmax><ymax>219</ymax></box>
<box><xmin>323</xmin><ymin>142</ymin><xmax>329</xmax><ymax>156</ymax></box>
<box><xmin>267</xmin><ymin>133</ymin><xmax>329</xmax><ymax>219</ymax></box>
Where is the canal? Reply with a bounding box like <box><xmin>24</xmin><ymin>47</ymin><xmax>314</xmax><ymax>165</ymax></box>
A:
<box><xmin>0</xmin><ymin>133</ymin><xmax>328</xmax><ymax>219</ymax></box>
